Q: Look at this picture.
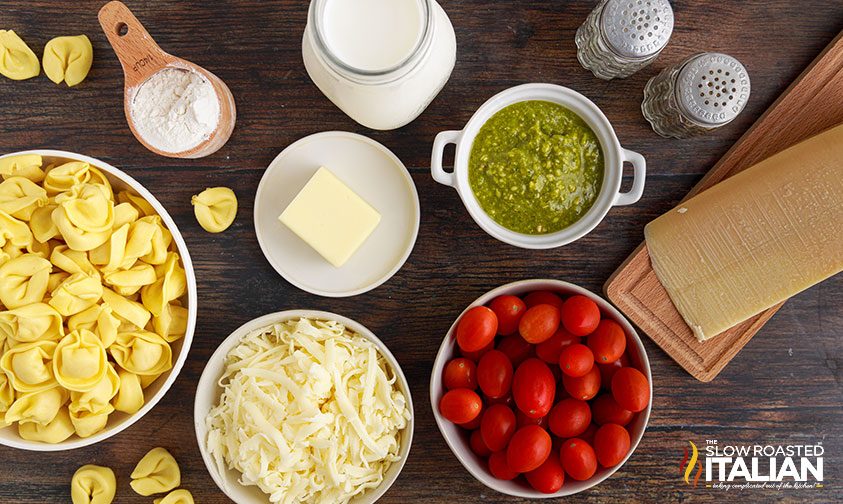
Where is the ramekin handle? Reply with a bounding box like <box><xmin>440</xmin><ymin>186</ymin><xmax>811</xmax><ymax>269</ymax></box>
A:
<box><xmin>431</xmin><ymin>130</ymin><xmax>462</xmax><ymax>188</ymax></box>
<box><xmin>615</xmin><ymin>148</ymin><xmax>647</xmax><ymax>206</ymax></box>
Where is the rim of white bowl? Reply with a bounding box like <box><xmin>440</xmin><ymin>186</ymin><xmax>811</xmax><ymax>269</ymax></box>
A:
<box><xmin>194</xmin><ymin>309</ymin><xmax>415</xmax><ymax>504</ymax></box>
<box><xmin>0</xmin><ymin>149</ymin><xmax>197</xmax><ymax>452</ymax></box>
<box><xmin>429</xmin><ymin>279</ymin><xmax>652</xmax><ymax>498</ymax></box>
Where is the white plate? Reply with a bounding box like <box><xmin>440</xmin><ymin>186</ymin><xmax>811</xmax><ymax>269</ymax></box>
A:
<box><xmin>254</xmin><ymin>132</ymin><xmax>420</xmax><ymax>297</ymax></box>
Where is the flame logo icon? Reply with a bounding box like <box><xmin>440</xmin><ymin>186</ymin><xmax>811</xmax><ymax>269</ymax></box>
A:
<box><xmin>680</xmin><ymin>441</ymin><xmax>703</xmax><ymax>487</ymax></box>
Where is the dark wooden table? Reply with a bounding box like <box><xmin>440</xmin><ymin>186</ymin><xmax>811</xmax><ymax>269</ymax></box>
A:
<box><xmin>1</xmin><ymin>1</ymin><xmax>842</xmax><ymax>503</ymax></box>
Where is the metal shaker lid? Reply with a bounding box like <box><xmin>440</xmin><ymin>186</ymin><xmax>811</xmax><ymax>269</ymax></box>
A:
<box><xmin>675</xmin><ymin>52</ymin><xmax>751</xmax><ymax>126</ymax></box>
<box><xmin>600</xmin><ymin>0</ymin><xmax>674</xmax><ymax>59</ymax></box>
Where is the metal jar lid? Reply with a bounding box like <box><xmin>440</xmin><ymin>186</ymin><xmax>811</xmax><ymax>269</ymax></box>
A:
<box><xmin>675</xmin><ymin>52</ymin><xmax>751</xmax><ymax>126</ymax></box>
<box><xmin>600</xmin><ymin>0</ymin><xmax>674</xmax><ymax>60</ymax></box>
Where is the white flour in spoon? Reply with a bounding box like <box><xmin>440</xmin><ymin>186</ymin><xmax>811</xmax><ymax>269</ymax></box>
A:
<box><xmin>130</xmin><ymin>67</ymin><xmax>220</xmax><ymax>153</ymax></box>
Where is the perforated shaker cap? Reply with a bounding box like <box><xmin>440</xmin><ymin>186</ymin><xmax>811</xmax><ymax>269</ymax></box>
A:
<box><xmin>600</xmin><ymin>0</ymin><xmax>674</xmax><ymax>59</ymax></box>
<box><xmin>675</xmin><ymin>53</ymin><xmax>751</xmax><ymax>126</ymax></box>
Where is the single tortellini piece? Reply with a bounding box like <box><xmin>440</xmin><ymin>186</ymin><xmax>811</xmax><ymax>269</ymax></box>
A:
<box><xmin>53</xmin><ymin>329</ymin><xmax>108</xmax><ymax>392</ymax></box>
<box><xmin>191</xmin><ymin>187</ymin><xmax>237</xmax><ymax>233</ymax></box>
<box><xmin>51</xmin><ymin>245</ymin><xmax>98</xmax><ymax>276</ymax></box>
<box><xmin>112</xmin><ymin>367</ymin><xmax>143</xmax><ymax>414</ymax></box>
<box><xmin>0</xmin><ymin>154</ymin><xmax>46</xmax><ymax>183</ymax></box>
<box><xmin>0</xmin><ymin>302</ymin><xmax>64</xmax><ymax>343</ymax></box>
<box><xmin>0</xmin><ymin>253</ymin><xmax>50</xmax><ymax>309</ymax></box>
<box><xmin>0</xmin><ymin>339</ymin><xmax>57</xmax><ymax>392</ymax></box>
<box><xmin>110</xmin><ymin>331</ymin><xmax>172</xmax><ymax>376</ymax></box>
<box><xmin>104</xmin><ymin>262</ymin><xmax>156</xmax><ymax>296</ymax></box>
<box><xmin>154</xmin><ymin>489</ymin><xmax>194</xmax><ymax>504</ymax></box>
<box><xmin>0</xmin><ymin>177</ymin><xmax>48</xmax><ymax>220</ymax></box>
<box><xmin>70</xmin><ymin>362</ymin><xmax>119</xmax><ymax>414</ymax></box>
<box><xmin>117</xmin><ymin>190</ymin><xmax>155</xmax><ymax>217</ymax></box>
<box><xmin>69</xmin><ymin>400</ymin><xmax>113</xmax><ymax>438</ymax></box>
<box><xmin>49</xmin><ymin>271</ymin><xmax>103</xmax><ymax>316</ymax></box>
<box><xmin>68</xmin><ymin>303</ymin><xmax>120</xmax><ymax>348</ymax></box>
<box><xmin>52</xmin><ymin>184</ymin><xmax>114</xmax><ymax>252</ymax></box>
<box><xmin>152</xmin><ymin>302</ymin><xmax>188</xmax><ymax>342</ymax></box>
<box><xmin>30</xmin><ymin>203</ymin><xmax>59</xmax><ymax>243</ymax></box>
<box><xmin>0</xmin><ymin>209</ymin><xmax>34</xmax><ymax>252</ymax></box>
<box><xmin>43</xmin><ymin>162</ymin><xmax>112</xmax><ymax>197</ymax></box>
<box><xmin>70</xmin><ymin>464</ymin><xmax>116</xmax><ymax>504</ymax></box>
<box><xmin>0</xmin><ymin>30</ymin><xmax>39</xmax><ymax>80</ymax></box>
<box><xmin>102</xmin><ymin>287</ymin><xmax>151</xmax><ymax>330</ymax></box>
<box><xmin>139</xmin><ymin>216</ymin><xmax>172</xmax><ymax>265</ymax></box>
<box><xmin>4</xmin><ymin>386</ymin><xmax>68</xmax><ymax>425</ymax></box>
<box><xmin>43</xmin><ymin>35</ymin><xmax>93</xmax><ymax>87</ymax></box>
<box><xmin>18</xmin><ymin>406</ymin><xmax>75</xmax><ymax>443</ymax></box>
<box><xmin>130</xmin><ymin>447</ymin><xmax>180</xmax><ymax>496</ymax></box>
<box><xmin>141</xmin><ymin>253</ymin><xmax>186</xmax><ymax>317</ymax></box>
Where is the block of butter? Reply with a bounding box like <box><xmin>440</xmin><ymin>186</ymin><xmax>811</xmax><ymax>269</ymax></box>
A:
<box><xmin>645</xmin><ymin>124</ymin><xmax>843</xmax><ymax>342</ymax></box>
<box><xmin>279</xmin><ymin>167</ymin><xmax>381</xmax><ymax>267</ymax></box>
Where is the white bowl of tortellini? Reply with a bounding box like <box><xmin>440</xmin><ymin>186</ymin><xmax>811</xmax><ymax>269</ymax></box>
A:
<box><xmin>0</xmin><ymin>150</ymin><xmax>196</xmax><ymax>450</ymax></box>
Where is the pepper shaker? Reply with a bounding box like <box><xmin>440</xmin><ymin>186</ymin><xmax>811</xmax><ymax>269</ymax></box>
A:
<box><xmin>642</xmin><ymin>52</ymin><xmax>751</xmax><ymax>138</ymax></box>
<box><xmin>576</xmin><ymin>0</ymin><xmax>674</xmax><ymax>80</ymax></box>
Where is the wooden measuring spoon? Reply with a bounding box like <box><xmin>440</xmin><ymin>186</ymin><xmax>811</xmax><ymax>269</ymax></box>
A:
<box><xmin>98</xmin><ymin>1</ymin><xmax>236</xmax><ymax>159</ymax></box>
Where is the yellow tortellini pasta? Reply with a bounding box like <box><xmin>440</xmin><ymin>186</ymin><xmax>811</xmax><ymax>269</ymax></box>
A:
<box><xmin>191</xmin><ymin>186</ymin><xmax>237</xmax><ymax>233</ymax></box>
<box><xmin>0</xmin><ymin>155</ymin><xmax>189</xmax><ymax>443</ymax></box>
<box><xmin>154</xmin><ymin>489</ymin><xmax>194</xmax><ymax>504</ymax></box>
<box><xmin>70</xmin><ymin>464</ymin><xmax>116</xmax><ymax>504</ymax></box>
<box><xmin>0</xmin><ymin>302</ymin><xmax>64</xmax><ymax>343</ymax></box>
<box><xmin>0</xmin><ymin>30</ymin><xmax>39</xmax><ymax>81</ymax></box>
<box><xmin>0</xmin><ymin>154</ymin><xmax>46</xmax><ymax>183</ymax></box>
<box><xmin>43</xmin><ymin>35</ymin><xmax>93</xmax><ymax>87</ymax></box>
<box><xmin>130</xmin><ymin>447</ymin><xmax>181</xmax><ymax>496</ymax></box>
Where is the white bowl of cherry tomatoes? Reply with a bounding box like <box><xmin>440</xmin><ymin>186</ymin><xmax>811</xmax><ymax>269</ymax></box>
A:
<box><xmin>430</xmin><ymin>279</ymin><xmax>652</xmax><ymax>497</ymax></box>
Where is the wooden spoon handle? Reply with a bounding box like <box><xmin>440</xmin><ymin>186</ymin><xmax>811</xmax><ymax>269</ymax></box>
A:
<box><xmin>98</xmin><ymin>0</ymin><xmax>170</xmax><ymax>87</ymax></box>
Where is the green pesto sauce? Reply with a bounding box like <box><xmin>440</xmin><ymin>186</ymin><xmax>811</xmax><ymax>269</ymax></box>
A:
<box><xmin>468</xmin><ymin>100</ymin><xmax>604</xmax><ymax>235</ymax></box>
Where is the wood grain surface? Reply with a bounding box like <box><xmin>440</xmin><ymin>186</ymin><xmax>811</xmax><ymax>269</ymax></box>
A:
<box><xmin>605</xmin><ymin>31</ymin><xmax>843</xmax><ymax>382</ymax></box>
<box><xmin>1</xmin><ymin>1</ymin><xmax>842</xmax><ymax>503</ymax></box>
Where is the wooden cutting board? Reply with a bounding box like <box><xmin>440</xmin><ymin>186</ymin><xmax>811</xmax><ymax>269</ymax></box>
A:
<box><xmin>605</xmin><ymin>31</ymin><xmax>843</xmax><ymax>382</ymax></box>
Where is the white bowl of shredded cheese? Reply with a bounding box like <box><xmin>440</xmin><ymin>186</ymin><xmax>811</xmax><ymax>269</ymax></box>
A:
<box><xmin>194</xmin><ymin>310</ymin><xmax>414</xmax><ymax>504</ymax></box>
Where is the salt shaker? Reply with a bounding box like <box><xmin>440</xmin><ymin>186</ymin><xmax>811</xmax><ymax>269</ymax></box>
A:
<box><xmin>576</xmin><ymin>0</ymin><xmax>674</xmax><ymax>80</ymax></box>
<box><xmin>642</xmin><ymin>52</ymin><xmax>751</xmax><ymax>138</ymax></box>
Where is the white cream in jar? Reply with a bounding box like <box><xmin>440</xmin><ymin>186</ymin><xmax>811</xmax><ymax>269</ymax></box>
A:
<box><xmin>302</xmin><ymin>0</ymin><xmax>457</xmax><ymax>130</ymax></box>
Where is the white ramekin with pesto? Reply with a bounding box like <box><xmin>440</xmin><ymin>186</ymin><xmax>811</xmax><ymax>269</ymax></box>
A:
<box><xmin>431</xmin><ymin>83</ymin><xmax>646</xmax><ymax>249</ymax></box>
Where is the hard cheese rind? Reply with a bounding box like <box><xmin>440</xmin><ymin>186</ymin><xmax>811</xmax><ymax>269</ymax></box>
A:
<box><xmin>645</xmin><ymin>124</ymin><xmax>843</xmax><ymax>342</ymax></box>
<box><xmin>279</xmin><ymin>167</ymin><xmax>381</xmax><ymax>268</ymax></box>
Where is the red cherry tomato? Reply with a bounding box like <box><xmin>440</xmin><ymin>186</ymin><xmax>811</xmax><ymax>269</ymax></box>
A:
<box><xmin>442</xmin><ymin>358</ymin><xmax>477</xmax><ymax>390</ymax></box>
<box><xmin>558</xmin><ymin>344</ymin><xmax>595</xmax><ymax>378</ymax></box>
<box><xmin>525</xmin><ymin>453</ymin><xmax>565</xmax><ymax>494</ymax></box>
<box><xmin>477</xmin><ymin>350</ymin><xmax>513</xmax><ymax>399</ymax></box>
<box><xmin>523</xmin><ymin>291</ymin><xmax>564</xmax><ymax>311</ymax></box>
<box><xmin>489</xmin><ymin>295</ymin><xmax>527</xmax><ymax>335</ymax></box>
<box><xmin>519</xmin><ymin>304</ymin><xmax>561</xmax><ymax>344</ymax></box>
<box><xmin>496</xmin><ymin>334</ymin><xmax>533</xmax><ymax>367</ymax></box>
<box><xmin>459</xmin><ymin>412</ymin><xmax>483</xmax><ymax>430</ymax></box>
<box><xmin>460</xmin><ymin>339</ymin><xmax>494</xmax><ymax>361</ymax></box>
<box><xmin>611</xmin><ymin>367</ymin><xmax>650</xmax><ymax>413</ymax></box>
<box><xmin>560</xmin><ymin>438</ymin><xmax>598</xmax><ymax>481</ymax></box>
<box><xmin>512</xmin><ymin>358</ymin><xmax>556</xmax><ymax>418</ymax></box>
<box><xmin>593</xmin><ymin>423</ymin><xmax>631</xmax><ymax>467</ymax></box>
<box><xmin>535</xmin><ymin>327</ymin><xmax>580</xmax><ymax>364</ymax></box>
<box><xmin>488</xmin><ymin>451</ymin><xmax>519</xmax><ymax>480</ymax></box>
<box><xmin>560</xmin><ymin>295</ymin><xmax>601</xmax><ymax>336</ymax></box>
<box><xmin>587</xmin><ymin>320</ymin><xmax>627</xmax><ymax>364</ymax></box>
<box><xmin>516</xmin><ymin>409</ymin><xmax>547</xmax><ymax>429</ymax></box>
<box><xmin>562</xmin><ymin>365</ymin><xmax>601</xmax><ymax>401</ymax></box>
<box><xmin>506</xmin><ymin>425</ymin><xmax>552</xmax><ymax>473</ymax></box>
<box><xmin>480</xmin><ymin>404</ymin><xmax>517</xmax><ymax>452</ymax></box>
<box><xmin>597</xmin><ymin>353</ymin><xmax>629</xmax><ymax>390</ymax></box>
<box><xmin>547</xmin><ymin>398</ymin><xmax>592</xmax><ymax>439</ymax></box>
<box><xmin>470</xmin><ymin>429</ymin><xmax>492</xmax><ymax>457</ymax></box>
<box><xmin>439</xmin><ymin>389</ymin><xmax>482</xmax><ymax>424</ymax></box>
<box><xmin>591</xmin><ymin>394</ymin><xmax>633</xmax><ymax>426</ymax></box>
<box><xmin>456</xmin><ymin>306</ymin><xmax>498</xmax><ymax>353</ymax></box>
<box><xmin>579</xmin><ymin>423</ymin><xmax>598</xmax><ymax>445</ymax></box>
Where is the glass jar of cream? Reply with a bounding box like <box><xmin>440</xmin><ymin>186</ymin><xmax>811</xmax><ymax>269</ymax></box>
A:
<box><xmin>302</xmin><ymin>0</ymin><xmax>457</xmax><ymax>130</ymax></box>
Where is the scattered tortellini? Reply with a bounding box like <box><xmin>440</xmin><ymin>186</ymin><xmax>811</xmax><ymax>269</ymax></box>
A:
<box><xmin>43</xmin><ymin>35</ymin><xmax>93</xmax><ymax>87</ymax></box>
<box><xmin>0</xmin><ymin>30</ymin><xmax>40</xmax><ymax>81</ymax></box>
<box><xmin>0</xmin><ymin>154</ymin><xmax>188</xmax><ymax>443</ymax></box>
<box><xmin>191</xmin><ymin>187</ymin><xmax>237</xmax><ymax>233</ymax></box>
<box><xmin>130</xmin><ymin>447</ymin><xmax>181</xmax><ymax>496</ymax></box>
<box><xmin>71</xmin><ymin>464</ymin><xmax>116</xmax><ymax>504</ymax></box>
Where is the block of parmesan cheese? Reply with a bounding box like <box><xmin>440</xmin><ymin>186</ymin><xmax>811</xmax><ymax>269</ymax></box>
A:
<box><xmin>645</xmin><ymin>124</ymin><xmax>843</xmax><ymax>342</ymax></box>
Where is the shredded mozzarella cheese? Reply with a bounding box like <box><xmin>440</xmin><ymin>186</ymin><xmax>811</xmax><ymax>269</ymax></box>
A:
<box><xmin>205</xmin><ymin>318</ymin><xmax>410</xmax><ymax>504</ymax></box>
